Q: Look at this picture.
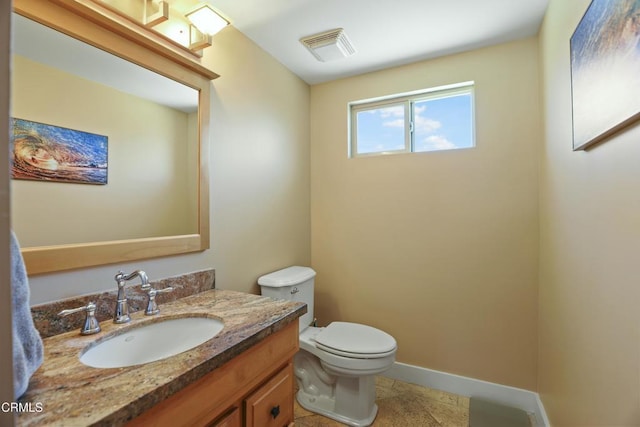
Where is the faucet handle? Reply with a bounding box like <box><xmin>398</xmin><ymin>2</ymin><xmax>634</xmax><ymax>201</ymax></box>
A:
<box><xmin>144</xmin><ymin>286</ymin><xmax>174</xmax><ymax>316</ymax></box>
<box><xmin>58</xmin><ymin>302</ymin><xmax>101</xmax><ymax>335</ymax></box>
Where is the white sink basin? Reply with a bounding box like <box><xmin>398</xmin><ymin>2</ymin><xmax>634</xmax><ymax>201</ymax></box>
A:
<box><xmin>80</xmin><ymin>316</ymin><xmax>224</xmax><ymax>368</ymax></box>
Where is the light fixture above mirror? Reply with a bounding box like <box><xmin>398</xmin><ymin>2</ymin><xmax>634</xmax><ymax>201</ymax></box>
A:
<box><xmin>186</xmin><ymin>4</ymin><xmax>229</xmax><ymax>36</ymax></box>
<box><xmin>144</xmin><ymin>0</ymin><xmax>169</xmax><ymax>28</ymax></box>
<box><xmin>84</xmin><ymin>0</ymin><xmax>230</xmax><ymax>54</ymax></box>
<box><xmin>185</xmin><ymin>3</ymin><xmax>229</xmax><ymax>50</ymax></box>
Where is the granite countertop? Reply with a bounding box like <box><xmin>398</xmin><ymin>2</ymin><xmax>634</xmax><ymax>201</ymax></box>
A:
<box><xmin>17</xmin><ymin>289</ymin><xmax>306</xmax><ymax>426</ymax></box>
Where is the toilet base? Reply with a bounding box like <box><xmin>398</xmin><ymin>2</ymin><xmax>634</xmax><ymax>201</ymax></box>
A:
<box><xmin>296</xmin><ymin>388</ymin><xmax>378</xmax><ymax>427</ymax></box>
<box><xmin>295</xmin><ymin>350</ymin><xmax>378</xmax><ymax>427</ymax></box>
<box><xmin>294</xmin><ymin>326</ymin><xmax>395</xmax><ymax>427</ymax></box>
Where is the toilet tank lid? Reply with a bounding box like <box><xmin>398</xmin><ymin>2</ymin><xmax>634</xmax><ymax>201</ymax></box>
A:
<box><xmin>258</xmin><ymin>266</ymin><xmax>316</xmax><ymax>287</ymax></box>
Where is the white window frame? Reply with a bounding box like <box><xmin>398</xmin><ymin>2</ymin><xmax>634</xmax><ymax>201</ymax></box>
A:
<box><xmin>348</xmin><ymin>81</ymin><xmax>475</xmax><ymax>158</ymax></box>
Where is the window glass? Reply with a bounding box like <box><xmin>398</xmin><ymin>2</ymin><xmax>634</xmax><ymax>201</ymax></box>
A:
<box><xmin>356</xmin><ymin>104</ymin><xmax>405</xmax><ymax>155</ymax></box>
<box><xmin>413</xmin><ymin>93</ymin><xmax>474</xmax><ymax>152</ymax></box>
<box><xmin>349</xmin><ymin>82</ymin><xmax>475</xmax><ymax>157</ymax></box>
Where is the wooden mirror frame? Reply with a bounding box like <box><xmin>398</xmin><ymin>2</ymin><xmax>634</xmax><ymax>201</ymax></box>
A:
<box><xmin>13</xmin><ymin>0</ymin><xmax>217</xmax><ymax>275</ymax></box>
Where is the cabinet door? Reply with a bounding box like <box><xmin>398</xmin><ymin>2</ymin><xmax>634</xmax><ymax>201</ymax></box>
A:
<box><xmin>244</xmin><ymin>364</ymin><xmax>293</xmax><ymax>427</ymax></box>
<box><xmin>208</xmin><ymin>407</ymin><xmax>241</xmax><ymax>427</ymax></box>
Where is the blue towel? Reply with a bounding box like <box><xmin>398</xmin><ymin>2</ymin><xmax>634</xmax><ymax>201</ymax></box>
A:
<box><xmin>11</xmin><ymin>231</ymin><xmax>43</xmax><ymax>399</ymax></box>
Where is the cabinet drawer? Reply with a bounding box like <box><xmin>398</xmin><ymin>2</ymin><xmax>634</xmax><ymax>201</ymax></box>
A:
<box><xmin>208</xmin><ymin>407</ymin><xmax>241</xmax><ymax>427</ymax></box>
<box><xmin>244</xmin><ymin>364</ymin><xmax>293</xmax><ymax>427</ymax></box>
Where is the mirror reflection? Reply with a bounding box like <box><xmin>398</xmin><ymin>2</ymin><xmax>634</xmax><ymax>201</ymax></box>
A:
<box><xmin>10</xmin><ymin>14</ymin><xmax>199</xmax><ymax>247</ymax></box>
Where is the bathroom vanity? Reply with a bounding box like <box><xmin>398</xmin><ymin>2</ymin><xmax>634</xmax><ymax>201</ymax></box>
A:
<box><xmin>16</xmin><ymin>289</ymin><xmax>305</xmax><ymax>426</ymax></box>
<box><xmin>128</xmin><ymin>317</ymin><xmax>298</xmax><ymax>427</ymax></box>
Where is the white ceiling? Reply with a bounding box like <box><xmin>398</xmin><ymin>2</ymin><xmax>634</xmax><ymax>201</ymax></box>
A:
<box><xmin>207</xmin><ymin>0</ymin><xmax>549</xmax><ymax>85</ymax></box>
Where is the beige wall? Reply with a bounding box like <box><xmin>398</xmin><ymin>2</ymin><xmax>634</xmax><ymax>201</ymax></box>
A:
<box><xmin>204</xmin><ymin>27</ymin><xmax>311</xmax><ymax>293</ymax></box>
<box><xmin>22</xmin><ymin>26</ymin><xmax>311</xmax><ymax>303</ymax></box>
<box><xmin>11</xmin><ymin>55</ymin><xmax>196</xmax><ymax>246</ymax></box>
<box><xmin>310</xmin><ymin>38</ymin><xmax>541</xmax><ymax>390</ymax></box>
<box><xmin>538</xmin><ymin>0</ymin><xmax>640</xmax><ymax>425</ymax></box>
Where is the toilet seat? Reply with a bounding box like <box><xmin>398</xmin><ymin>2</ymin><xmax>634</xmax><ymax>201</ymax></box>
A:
<box><xmin>315</xmin><ymin>322</ymin><xmax>397</xmax><ymax>359</ymax></box>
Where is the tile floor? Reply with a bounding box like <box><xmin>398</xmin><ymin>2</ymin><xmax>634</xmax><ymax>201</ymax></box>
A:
<box><xmin>293</xmin><ymin>376</ymin><xmax>470</xmax><ymax>427</ymax></box>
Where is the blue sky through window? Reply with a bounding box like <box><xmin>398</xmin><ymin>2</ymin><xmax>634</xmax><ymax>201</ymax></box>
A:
<box><xmin>353</xmin><ymin>89</ymin><xmax>474</xmax><ymax>155</ymax></box>
<box><xmin>414</xmin><ymin>94</ymin><xmax>473</xmax><ymax>152</ymax></box>
<box><xmin>356</xmin><ymin>105</ymin><xmax>405</xmax><ymax>154</ymax></box>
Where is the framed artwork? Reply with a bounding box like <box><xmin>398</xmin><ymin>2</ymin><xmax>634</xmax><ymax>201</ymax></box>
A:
<box><xmin>10</xmin><ymin>118</ymin><xmax>108</xmax><ymax>185</ymax></box>
<box><xmin>570</xmin><ymin>0</ymin><xmax>640</xmax><ymax>150</ymax></box>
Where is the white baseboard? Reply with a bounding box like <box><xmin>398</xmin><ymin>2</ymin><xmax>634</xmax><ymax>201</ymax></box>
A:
<box><xmin>383</xmin><ymin>362</ymin><xmax>550</xmax><ymax>427</ymax></box>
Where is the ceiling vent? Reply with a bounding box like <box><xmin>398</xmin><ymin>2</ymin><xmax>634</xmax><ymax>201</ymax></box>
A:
<box><xmin>300</xmin><ymin>28</ymin><xmax>356</xmax><ymax>62</ymax></box>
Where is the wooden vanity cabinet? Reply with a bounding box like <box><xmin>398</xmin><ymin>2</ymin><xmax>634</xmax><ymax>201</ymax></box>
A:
<box><xmin>244</xmin><ymin>363</ymin><xmax>294</xmax><ymax>427</ymax></box>
<box><xmin>128</xmin><ymin>321</ymin><xmax>298</xmax><ymax>427</ymax></box>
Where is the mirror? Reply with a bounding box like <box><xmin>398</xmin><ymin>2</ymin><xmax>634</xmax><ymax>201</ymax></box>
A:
<box><xmin>12</xmin><ymin>0</ymin><xmax>215</xmax><ymax>275</ymax></box>
<box><xmin>12</xmin><ymin>14</ymin><xmax>199</xmax><ymax>246</ymax></box>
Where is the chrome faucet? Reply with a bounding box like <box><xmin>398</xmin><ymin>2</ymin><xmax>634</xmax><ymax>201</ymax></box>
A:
<box><xmin>113</xmin><ymin>270</ymin><xmax>150</xmax><ymax>323</ymax></box>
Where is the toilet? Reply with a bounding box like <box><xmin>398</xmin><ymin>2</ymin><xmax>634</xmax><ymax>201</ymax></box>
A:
<box><xmin>258</xmin><ymin>266</ymin><xmax>397</xmax><ymax>427</ymax></box>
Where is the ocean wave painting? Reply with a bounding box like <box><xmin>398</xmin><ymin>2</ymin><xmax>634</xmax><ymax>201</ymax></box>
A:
<box><xmin>570</xmin><ymin>0</ymin><xmax>640</xmax><ymax>150</ymax></box>
<box><xmin>11</xmin><ymin>118</ymin><xmax>108</xmax><ymax>184</ymax></box>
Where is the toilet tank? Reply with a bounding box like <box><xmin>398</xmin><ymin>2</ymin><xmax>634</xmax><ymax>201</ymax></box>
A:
<box><xmin>258</xmin><ymin>266</ymin><xmax>316</xmax><ymax>332</ymax></box>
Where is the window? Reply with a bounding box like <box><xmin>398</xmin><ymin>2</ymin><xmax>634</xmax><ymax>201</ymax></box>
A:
<box><xmin>349</xmin><ymin>82</ymin><xmax>475</xmax><ymax>157</ymax></box>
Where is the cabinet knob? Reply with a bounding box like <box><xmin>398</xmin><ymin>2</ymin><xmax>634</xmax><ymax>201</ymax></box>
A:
<box><xmin>270</xmin><ymin>405</ymin><xmax>280</xmax><ymax>419</ymax></box>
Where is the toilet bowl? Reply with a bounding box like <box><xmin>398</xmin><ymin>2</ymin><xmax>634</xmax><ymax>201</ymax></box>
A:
<box><xmin>258</xmin><ymin>266</ymin><xmax>397</xmax><ymax>427</ymax></box>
